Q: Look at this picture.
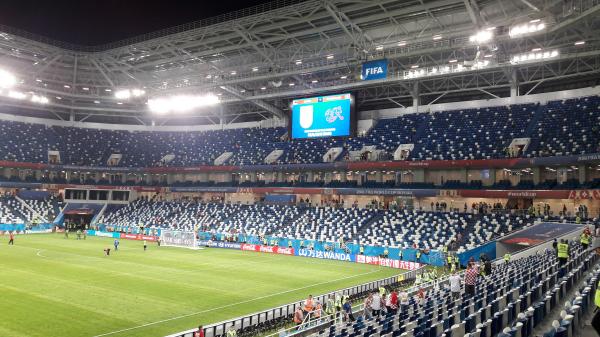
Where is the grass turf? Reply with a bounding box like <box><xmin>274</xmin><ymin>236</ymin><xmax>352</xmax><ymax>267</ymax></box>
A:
<box><xmin>0</xmin><ymin>234</ymin><xmax>402</xmax><ymax>337</ymax></box>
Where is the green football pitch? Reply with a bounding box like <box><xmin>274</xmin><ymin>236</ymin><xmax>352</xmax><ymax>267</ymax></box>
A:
<box><xmin>0</xmin><ymin>234</ymin><xmax>401</xmax><ymax>337</ymax></box>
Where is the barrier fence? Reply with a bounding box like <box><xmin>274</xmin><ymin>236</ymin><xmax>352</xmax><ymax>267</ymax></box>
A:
<box><xmin>165</xmin><ymin>268</ymin><xmax>420</xmax><ymax>337</ymax></box>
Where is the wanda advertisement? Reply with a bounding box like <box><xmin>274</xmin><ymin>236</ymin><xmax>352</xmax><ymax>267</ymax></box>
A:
<box><xmin>355</xmin><ymin>255</ymin><xmax>422</xmax><ymax>270</ymax></box>
<box><xmin>240</xmin><ymin>244</ymin><xmax>295</xmax><ymax>256</ymax></box>
<box><xmin>120</xmin><ymin>233</ymin><xmax>159</xmax><ymax>242</ymax></box>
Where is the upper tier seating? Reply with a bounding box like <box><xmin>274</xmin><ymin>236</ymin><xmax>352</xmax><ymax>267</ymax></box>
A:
<box><xmin>0</xmin><ymin>95</ymin><xmax>598</xmax><ymax>167</ymax></box>
<box><xmin>411</xmin><ymin>104</ymin><xmax>535</xmax><ymax>160</ymax></box>
<box><xmin>526</xmin><ymin>95</ymin><xmax>600</xmax><ymax>157</ymax></box>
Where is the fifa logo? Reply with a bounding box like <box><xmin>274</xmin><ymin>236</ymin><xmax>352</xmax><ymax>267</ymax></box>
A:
<box><xmin>365</xmin><ymin>67</ymin><xmax>384</xmax><ymax>76</ymax></box>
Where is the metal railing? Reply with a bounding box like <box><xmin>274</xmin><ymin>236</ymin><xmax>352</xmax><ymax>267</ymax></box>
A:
<box><xmin>165</xmin><ymin>268</ymin><xmax>420</xmax><ymax>337</ymax></box>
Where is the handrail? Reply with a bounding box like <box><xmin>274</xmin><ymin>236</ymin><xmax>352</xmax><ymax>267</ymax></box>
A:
<box><xmin>165</xmin><ymin>267</ymin><xmax>420</xmax><ymax>337</ymax></box>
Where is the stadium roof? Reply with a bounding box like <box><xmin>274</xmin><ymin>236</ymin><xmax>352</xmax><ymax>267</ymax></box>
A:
<box><xmin>0</xmin><ymin>0</ymin><xmax>598</xmax><ymax>125</ymax></box>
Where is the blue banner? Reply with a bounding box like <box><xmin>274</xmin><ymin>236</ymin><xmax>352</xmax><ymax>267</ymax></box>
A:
<box><xmin>457</xmin><ymin>241</ymin><xmax>496</xmax><ymax>267</ymax></box>
<box><xmin>362</xmin><ymin>59</ymin><xmax>388</xmax><ymax>81</ymax></box>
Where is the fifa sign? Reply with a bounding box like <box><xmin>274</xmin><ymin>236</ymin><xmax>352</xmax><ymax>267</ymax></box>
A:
<box><xmin>362</xmin><ymin>59</ymin><xmax>388</xmax><ymax>81</ymax></box>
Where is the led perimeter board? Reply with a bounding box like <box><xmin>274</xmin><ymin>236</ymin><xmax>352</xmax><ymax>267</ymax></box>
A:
<box><xmin>290</xmin><ymin>93</ymin><xmax>355</xmax><ymax>139</ymax></box>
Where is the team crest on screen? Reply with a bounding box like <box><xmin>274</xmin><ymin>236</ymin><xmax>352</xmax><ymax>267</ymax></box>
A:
<box><xmin>299</xmin><ymin>105</ymin><xmax>313</xmax><ymax>128</ymax></box>
<box><xmin>325</xmin><ymin>106</ymin><xmax>344</xmax><ymax>123</ymax></box>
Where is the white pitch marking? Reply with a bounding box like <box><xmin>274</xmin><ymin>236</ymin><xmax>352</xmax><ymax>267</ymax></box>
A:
<box><xmin>92</xmin><ymin>269</ymin><xmax>381</xmax><ymax>337</ymax></box>
<box><xmin>36</xmin><ymin>249</ymin><xmax>48</xmax><ymax>258</ymax></box>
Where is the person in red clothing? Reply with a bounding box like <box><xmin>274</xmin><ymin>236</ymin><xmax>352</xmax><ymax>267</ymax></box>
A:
<box><xmin>8</xmin><ymin>231</ymin><xmax>15</xmax><ymax>245</ymax></box>
<box><xmin>387</xmin><ymin>289</ymin><xmax>398</xmax><ymax>314</ymax></box>
<box><xmin>464</xmin><ymin>261</ymin><xmax>479</xmax><ymax>297</ymax></box>
<box><xmin>194</xmin><ymin>325</ymin><xmax>204</xmax><ymax>337</ymax></box>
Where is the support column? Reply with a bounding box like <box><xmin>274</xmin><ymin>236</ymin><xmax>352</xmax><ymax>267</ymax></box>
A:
<box><xmin>412</xmin><ymin>82</ymin><xmax>420</xmax><ymax>111</ymax></box>
<box><xmin>413</xmin><ymin>169</ymin><xmax>425</xmax><ymax>183</ymax></box>
<box><xmin>375</xmin><ymin>171</ymin><xmax>383</xmax><ymax>183</ymax></box>
<box><xmin>460</xmin><ymin>169</ymin><xmax>468</xmax><ymax>183</ymax></box>
<box><xmin>488</xmin><ymin>169</ymin><xmax>496</xmax><ymax>186</ymax></box>
<box><xmin>532</xmin><ymin>167</ymin><xmax>541</xmax><ymax>185</ymax></box>
<box><xmin>510</xmin><ymin>69</ymin><xmax>519</xmax><ymax>99</ymax></box>
<box><xmin>578</xmin><ymin>165</ymin><xmax>587</xmax><ymax>185</ymax></box>
<box><xmin>306</xmin><ymin>171</ymin><xmax>314</xmax><ymax>183</ymax></box>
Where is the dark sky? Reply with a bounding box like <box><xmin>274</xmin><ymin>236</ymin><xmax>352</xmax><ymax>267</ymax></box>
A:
<box><xmin>0</xmin><ymin>0</ymin><xmax>274</xmax><ymax>46</ymax></box>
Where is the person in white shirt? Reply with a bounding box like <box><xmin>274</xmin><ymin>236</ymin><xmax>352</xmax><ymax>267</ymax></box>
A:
<box><xmin>371</xmin><ymin>291</ymin><xmax>382</xmax><ymax>317</ymax></box>
<box><xmin>448</xmin><ymin>272</ymin><xmax>461</xmax><ymax>299</ymax></box>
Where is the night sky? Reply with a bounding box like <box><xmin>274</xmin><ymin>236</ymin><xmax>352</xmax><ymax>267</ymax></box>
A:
<box><xmin>0</xmin><ymin>0</ymin><xmax>274</xmax><ymax>45</ymax></box>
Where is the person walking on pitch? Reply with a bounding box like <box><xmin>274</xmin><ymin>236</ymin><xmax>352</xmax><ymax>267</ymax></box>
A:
<box><xmin>143</xmin><ymin>240</ymin><xmax>147</xmax><ymax>251</ymax></box>
<box><xmin>8</xmin><ymin>231</ymin><xmax>15</xmax><ymax>245</ymax></box>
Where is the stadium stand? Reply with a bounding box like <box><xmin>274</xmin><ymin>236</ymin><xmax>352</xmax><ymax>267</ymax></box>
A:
<box><xmin>98</xmin><ymin>200</ymin><xmax>543</xmax><ymax>251</ymax></box>
<box><xmin>311</xmin><ymin>243</ymin><xmax>595</xmax><ymax>337</ymax></box>
<box><xmin>0</xmin><ymin>197</ymin><xmax>25</xmax><ymax>224</ymax></box>
<box><xmin>411</xmin><ymin>104</ymin><xmax>536</xmax><ymax>160</ymax></box>
<box><xmin>0</xmin><ymin>96</ymin><xmax>598</xmax><ymax>168</ymax></box>
<box><xmin>358</xmin><ymin>210</ymin><xmax>536</xmax><ymax>251</ymax></box>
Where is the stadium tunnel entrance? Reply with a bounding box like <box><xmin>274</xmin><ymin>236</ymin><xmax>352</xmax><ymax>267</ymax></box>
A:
<box><xmin>63</xmin><ymin>208</ymin><xmax>94</xmax><ymax>231</ymax></box>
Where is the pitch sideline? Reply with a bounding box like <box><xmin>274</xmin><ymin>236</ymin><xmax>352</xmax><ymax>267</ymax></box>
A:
<box><xmin>92</xmin><ymin>269</ymin><xmax>383</xmax><ymax>337</ymax></box>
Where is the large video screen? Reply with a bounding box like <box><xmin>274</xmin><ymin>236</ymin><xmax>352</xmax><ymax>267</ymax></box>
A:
<box><xmin>291</xmin><ymin>93</ymin><xmax>353</xmax><ymax>139</ymax></box>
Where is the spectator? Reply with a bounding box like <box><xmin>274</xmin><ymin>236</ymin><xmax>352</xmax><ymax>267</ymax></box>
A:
<box><xmin>464</xmin><ymin>261</ymin><xmax>478</xmax><ymax>298</ymax></box>
<box><xmin>371</xmin><ymin>290</ymin><xmax>382</xmax><ymax>317</ymax></box>
<box><xmin>293</xmin><ymin>307</ymin><xmax>304</xmax><ymax>327</ymax></box>
<box><xmin>342</xmin><ymin>297</ymin><xmax>355</xmax><ymax>322</ymax></box>
<box><xmin>194</xmin><ymin>326</ymin><xmax>204</xmax><ymax>337</ymax></box>
<box><xmin>362</xmin><ymin>293</ymin><xmax>373</xmax><ymax>319</ymax></box>
<box><xmin>448</xmin><ymin>272</ymin><xmax>460</xmax><ymax>299</ymax></box>
<box><xmin>387</xmin><ymin>288</ymin><xmax>398</xmax><ymax>314</ymax></box>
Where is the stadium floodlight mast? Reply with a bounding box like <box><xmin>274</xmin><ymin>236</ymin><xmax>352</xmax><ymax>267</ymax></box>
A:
<box><xmin>147</xmin><ymin>93</ymin><xmax>220</xmax><ymax>114</ymax></box>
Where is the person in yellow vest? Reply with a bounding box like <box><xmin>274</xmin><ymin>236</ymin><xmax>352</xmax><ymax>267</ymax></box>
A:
<box><xmin>416</xmin><ymin>249</ymin><xmax>422</xmax><ymax>262</ymax></box>
<box><xmin>325</xmin><ymin>295</ymin><xmax>335</xmax><ymax>319</ymax></box>
<box><xmin>263</xmin><ymin>236</ymin><xmax>268</xmax><ymax>246</ymax></box>
<box><xmin>576</xmin><ymin>215</ymin><xmax>581</xmax><ymax>224</ymax></box>
<box><xmin>580</xmin><ymin>231</ymin><xmax>591</xmax><ymax>250</ymax></box>
<box><xmin>383</xmin><ymin>247</ymin><xmax>389</xmax><ymax>258</ymax></box>
<box><xmin>447</xmin><ymin>255</ymin><xmax>454</xmax><ymax>271</ymax></box>
<box><xmin>303</xmin><ymin>295</ymin><xmax>314</xmax><ymax>313</ymax></box>
<box><xmin>557</xmin><ymin>239</ymin><xmax>569</xmax><ymax>265</ymax></box>
<box><xmin>592</xmin><ymin>280</ymin><xmax>600</xmax><ymax>335</ymax></box>
<box><xmin>454</xmin><ymin>256</ymin><xmax>460</xmax><ymax>270</ymax></box>
<box><xmin>504</xmin><ymin>253</ymin><xmax>511</xmax><ymax>264</ymax></box>
<box><xmin>379</xmin><ymin>286</ymin><xmax>386</xmax><ymax>297</ymax></box>
<box><xmin>226</xmin><ymin>326</ymin><xmax>237</xmax><ymax>337</ymax></box>
<box><xmin>359</xmin><ymin>245</ymin><xmax>365</xmax><ymax>255</ymax></box>
<box><xmin>415</xmin><ymin>272</ymin><xmax>422</xmax><ymax>285</ymax></box>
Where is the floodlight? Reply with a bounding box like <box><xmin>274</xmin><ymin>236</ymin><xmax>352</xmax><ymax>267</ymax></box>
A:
<box><xmin>148</xmin><ymin>94</ymin><xmax>220</xmax><ymax>114</ymax></box>
<box><xmin>509</xmin><ymin>22</ymin><xmax>546</xmax><ymax>38</ymax></box>
<box><xmin>0</xmin><ymin>69</ymin><xmax>16</xmax><ymax>88</ymax></box>
<box><xmin>469</xmin><ymin>30</ymin><xmax>493</xmax><ymax>44</ymax></box>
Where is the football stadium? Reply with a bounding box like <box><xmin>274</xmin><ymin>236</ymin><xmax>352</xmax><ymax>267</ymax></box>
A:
<box><xmin>0</xmin><ymin>0</ymin><xmax>600</xmax><ymax>336</ymax></box>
